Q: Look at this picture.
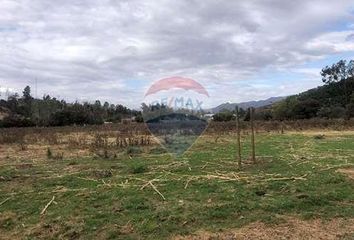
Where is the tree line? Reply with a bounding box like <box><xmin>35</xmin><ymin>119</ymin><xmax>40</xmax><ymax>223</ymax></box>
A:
<box><xmin>1</xmin><ymin>59</ymin><xmax>353</xmax><ymax>126</ymax></box>
<box><xmin>0</xmin><ymin>87</ymin><xmax>142</xmax><ymax>128</ymax></box>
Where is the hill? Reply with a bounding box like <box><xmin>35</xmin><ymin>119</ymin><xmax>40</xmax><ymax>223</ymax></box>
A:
<box><xmin>212</xmin><ymin>96</ymin><xmax>285</xmax><ymax>113</ymax></box>
<box><xmin>271</xmin><ymin>64</ymin><xmax>354</xmax><ymax>120</ymax></box>
<box><xmin>212</xmin><ymin>60</ymin><xmax>354</xmax><ymax>121</ymax></box>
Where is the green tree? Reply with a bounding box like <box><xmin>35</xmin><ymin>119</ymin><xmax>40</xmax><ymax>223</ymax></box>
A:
<box><xmin>317</xmin><ymin>106</ymin><xmax>346</xmax><ymax>119</ymax></box>
<box><xmin>21</xmin><ymin>86</ymin><xmax>33</xmax><ymax>118</ymax></box>
<box><xmin>213</xmin><ymin>111</ymin><xmax>235</xmax><ymax>122</ymax></box>
<box><xmin>272</xmin><ymin>96</ymin><xmax>299</xmax><ymax>120</ymax></box>
<box><xmin>346</xmin><ymin>93</ymin><xmax>354</xmax><ymax>119</ymax></box>
<box><xmin>321</xmin><ymin>60</ymin><xmax>354</xmax><ymax>103</ymax></box>
<box><xmin>22</xmin><ymin>86</ymin><xmax>32</xmax><ymax>100</ymax></box>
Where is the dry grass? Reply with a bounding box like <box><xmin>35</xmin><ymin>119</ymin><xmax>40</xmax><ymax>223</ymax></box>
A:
<box><xmin>337</xmin><ymin>168</ymin><xmax>354</xmax><ymax>180</ymax></box>
<box><xmin>0</xmin><ymin>124</ymin><xmax>354</xmax><ymax>239</ymax></box>
<box><xmin>173</xmin><ymin>217</ymin><xmax>354</xmax><ymax>240</ymax></box>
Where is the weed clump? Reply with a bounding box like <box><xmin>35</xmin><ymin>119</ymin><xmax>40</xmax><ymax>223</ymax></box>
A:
<box><xmin>149</xmin><ymin>147</ymin><xmax>167</xmax><ymax>155</ymax></box>
<box><xmin>129</xmin><ymin>162</ymin><xmax>148</xmax><ymax>174</ymax></box>
<box><xmin>68</xmin><ymin>160</ymin><xmax>77</xmax><ymax>166</ymax></box>
<box><xmin>47</xmin><ymin>148</ymin><xmax>52</xmax><ymax>159</ymax></box>
<box><xmin>313</xmin><ymin>134</ymin><xmax>325</xmax><ymax>140</ymax></box>
<box><xmin>18</xmin><ymin>142</ymin><xmax>28</xmax><ymax>151</ymax></box>
<box><xmin>126</xmin><ymin>146</ymin><xmax>143</xmax><ymax>155</ymax></box>
<box><xmin>93</xmin><ymin>169</ymin><xmax>113</xmax><ymax>178</ymax></box>
<box><xmin>46</xmin><ymin>148</ymin><xmax>63</xmax><ymax>160</ymax></box>
<box><xmin>54</xmin><ymin>152</ymin><xmax>64</xmax><ymax>160</ymax></box>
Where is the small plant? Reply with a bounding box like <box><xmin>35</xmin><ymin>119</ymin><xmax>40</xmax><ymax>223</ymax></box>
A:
<box><xmin>46</xmin><ymin>148</ymin><xmax>63</xmax><ymax>160</ymax></box>
<box><xmin>94</xmin><ymin>149</ymin><xmax>112</xmax><ymax>159</ymax></box>
<box><xmin>47</xmin><ymin>147</ymin><xmax>53</xmax><ymax>159</ymax></box>
<box><xmin>54</xmin><ymin>152</ymin><xmax>64</xmax><ymax>160</ymax></box>
<box><xmin>314</xmin><ymin>134</ymin><xmax>325</xmax><ymax>140</ymax></box>
<box><xmin>93</xmin><ymin>169</ymin><xmax>113</xmax><ymax>178</ymax></box>
<box><xmin>104</xmin><ymin>149</ymin><xmax>109</xmax><ymax>159</ymax></box>
<box><xmin>149</xmin><ymin>147</ymin><xmax>167</xmax><ymax>155</ymax></box>
<box><xmin>19</xmin><ymin>142</ymin><xmax>28</xmax><ymax>151</ymax></box>
<box><xmin>68</xmin><ymin>160</ymin><xmax>77</xmax><ymax>166</ymax></box>
<box><xmin>92</xmin><ymin>134</ymin><xmax>108</xmax><ymax>149</ymax></box>
<box><xmin>163</xmin><ymin>135</ymin><xmax>173</xmax><ymax>144</ymax></box>
<box><xmin>126</xmin><ymin>146</ymin><xmax>143</xmax><ymax>155</ymax></box>
<box><xmin>129</xmin><ymin>162</ymin><xmax>148</xmax><ymax>174</ymax></box>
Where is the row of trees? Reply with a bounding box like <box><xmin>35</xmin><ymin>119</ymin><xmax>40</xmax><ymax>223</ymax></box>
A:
<box><xmin>212</xmin><ymin>107</ymin><xmax>272</xmax><ymax>122</ymax></box>
<box><xmin>0</xmin><ymin>86</ymin><xmax>142</xmax><ymax>127</ymax></box>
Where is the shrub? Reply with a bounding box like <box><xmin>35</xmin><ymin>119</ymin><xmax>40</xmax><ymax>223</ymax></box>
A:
<box><xmin>212</xmin><ymin>111</ymin><xmax>235</xmax><ymax>122</ymax></box>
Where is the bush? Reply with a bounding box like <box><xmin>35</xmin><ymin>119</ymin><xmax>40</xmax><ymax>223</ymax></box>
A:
<box><xmin>346</xmin><ymin>103</ymin><xmax>354</xmax><ymax>119</ymax></box>
<box><xmin>0</xmin><ymin>115</ymin><xmax>35</xmax><ymax>128</ymax></box>
<box><xmin>317</xmin><ymin>106</ymin><xmax>346</xmax><ymax>119</ymax></box>
<box><xmin>49</xmin><ymin>109</ymin><xmax>104</xmax><ymax>126</ymax></box>
<box><xmin>212</xmin><ymin>111</ymin><xmax>235</xmax><ymax>122</ymax></box>
<box><xmin>135</xmin><ymin>114</ymin><xmax>144</xmax><ymax>123</ymax></box>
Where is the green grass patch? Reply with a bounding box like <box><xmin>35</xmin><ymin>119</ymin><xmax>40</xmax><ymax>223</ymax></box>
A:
<box><xmin>0</xmin><ymin>131</ymin><xmax>353</xmax><ymax>239</ymax></box>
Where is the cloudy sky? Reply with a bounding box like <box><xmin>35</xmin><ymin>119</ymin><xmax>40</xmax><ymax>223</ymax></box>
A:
<box><xmin>1</xmin><ymin>0</ymin><xmax>354</xmax><ymax>108</ymax></box>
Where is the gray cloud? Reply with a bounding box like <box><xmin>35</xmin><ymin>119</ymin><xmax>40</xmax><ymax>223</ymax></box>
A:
<box><xmin>0</xmin><ymin>0</ymin><xmax>354</xmax><ymax>107</ymax></box>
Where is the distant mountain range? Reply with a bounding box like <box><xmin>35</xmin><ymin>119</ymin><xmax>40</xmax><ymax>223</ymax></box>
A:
<box><xmin>210</xmin><ymin>96</ymin><xmax>286</xmax><ymax>113</ymax></box>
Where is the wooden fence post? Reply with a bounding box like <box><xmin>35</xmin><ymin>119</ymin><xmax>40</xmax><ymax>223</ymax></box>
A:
<box><xmin>250</xmin><ymin>107</ymin><xmax>256</xmax><ymax>164</ymax></box>
<box><xmin>236</xmin><ymin>106</ymin><xmax>242</xmax><ymax>169</ymax></box>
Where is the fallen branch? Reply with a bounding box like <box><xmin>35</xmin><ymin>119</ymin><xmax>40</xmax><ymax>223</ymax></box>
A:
<box><xmin>262</xmin><ymin>174</ymin><xmax>307</xmax><ymax>182</ymax></box>
<box><xmin>139</xmin><ymin>178</ymin><xmax>162</xmax><ymax>190</ymax></box>
<box><xmin>184</xmin><ymin>178</ymin><xmax>193</xmax><ymax>189</ymax></box>
<box><xmin>40</xmin><ymin>196</ymin><xmax>55</xmax><ymax>215</ymax></box>
<box><xmin>203</xmin><ymin>171</ymin><xmax>249</xmax><ymax>182</ymax></box>
<box><xmin>320</xmin><ymin>164</ymin><xmax>354</xmax><ymax>171</ymax></box>
<box><xmin>205</xmin><ymin>174</ymin><xmax>239</xmax><ymax>181</ymax></box>
<box><xmin>148</xmin><ymin>181</ymin><xmax>165</xmax><ymax>200</ymax></box>
<box><xmin>0</xmin><ymin>197</ymin><xmax>11</xmax><ymax>206</ymax></box>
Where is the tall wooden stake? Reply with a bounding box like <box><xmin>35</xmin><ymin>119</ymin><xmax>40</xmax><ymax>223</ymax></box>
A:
<box><xmin>235</xmin><ymin>106</ymin><xmax>242</xmax><ymax>169</ymax></box>
<box><xmin>250</xmin><ymin>107</ymin><xmax>256</xmax><ymax>164</ymax></box>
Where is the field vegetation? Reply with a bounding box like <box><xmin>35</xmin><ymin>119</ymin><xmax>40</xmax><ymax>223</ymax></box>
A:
<box><xmin>0</xmin><ymin>121</ymin><xmax>353</xmax><ymax>239</ymax></box>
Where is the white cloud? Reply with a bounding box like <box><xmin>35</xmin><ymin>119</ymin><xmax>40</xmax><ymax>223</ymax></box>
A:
<box><xmin>307</xmin><ymin>30</ymin><xmax>354</xmax><ymax>53</ymax></box>
<box><xmin>0</xmin><ymin>0</ymin><xmax>354</xmax><ymax>107</ymax></box>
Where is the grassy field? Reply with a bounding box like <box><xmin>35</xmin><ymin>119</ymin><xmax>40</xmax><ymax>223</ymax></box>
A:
<box><xmin>0</xmin><ymin>128</ymin><xmax>354</xmax><ymax>239</ymax></box>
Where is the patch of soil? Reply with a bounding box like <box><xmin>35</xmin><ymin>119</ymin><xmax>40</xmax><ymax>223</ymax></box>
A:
<box><xmin>26</xmin><ymin>218</ymin><xmax>84</xmax><ymax>240</ymax></box>
<box><xmin>337</xmin><ymin>168</ymin><xmax>354</xmax><ymax>180</ymax></box>
<box><xmin>173</xmin><ymin>217</ymin><xmax>354</xmax><ymax>240</ymax></box>
<box><xmin>0</xmin><ymin>211</ymin><xmax>19</xmax><ymax>240</ymax></box>
<box><xmin>15</xmin><ymin>163</ymin><xmax>33</xmax><ymax>169</ymax></box>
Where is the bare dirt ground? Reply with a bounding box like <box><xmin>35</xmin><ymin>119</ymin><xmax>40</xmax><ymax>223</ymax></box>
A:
<box><xmin>337</xmin><ymin>168</ymin><xmax>354</xmax><ymax>180</ymax></box>
<box><xmin>173</xmin><ymin>217</ymin><xmax>354</xmax><ymax>240</ymax></box>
